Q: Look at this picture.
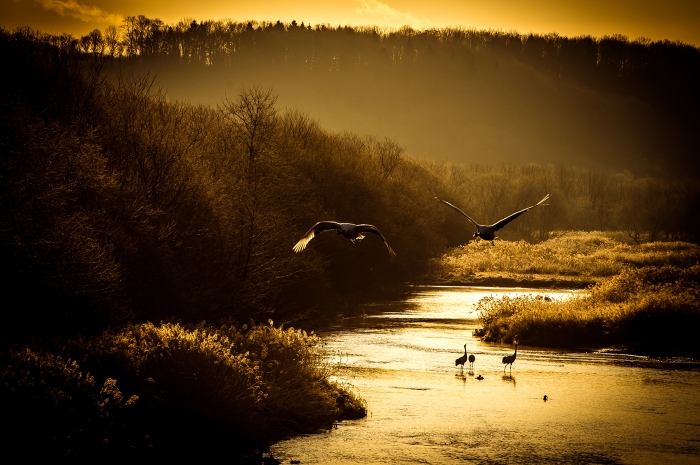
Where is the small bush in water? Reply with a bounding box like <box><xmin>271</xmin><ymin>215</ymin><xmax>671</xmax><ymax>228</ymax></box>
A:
<box><xmin>476</xmin><ymin>265</ymin><xmax>700</xmax><ymax>357</ymax></box>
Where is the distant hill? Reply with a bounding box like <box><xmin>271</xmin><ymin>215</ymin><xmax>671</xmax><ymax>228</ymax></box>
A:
<box><xmin>101</xmin><ymin>18</ymin><xmax>700</xmax><ymax>178</ymax></box>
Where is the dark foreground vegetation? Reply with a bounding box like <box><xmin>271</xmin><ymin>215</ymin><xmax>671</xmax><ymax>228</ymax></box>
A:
<box><xmin>1</xmin><ymin>322</ymin><xmax>365</xmax><ymax>458</ymax></box>
<box><xmin>2</xmin><ymin>23</ymin><xmax>700</xmax><ymax>458</ymax></box>
<box><xmin>465</xmin><ymin>233</ymin><xmax>700</xmax><ymax>357</ymax></box>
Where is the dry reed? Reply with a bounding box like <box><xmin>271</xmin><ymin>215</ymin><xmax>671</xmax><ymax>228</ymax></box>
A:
<box><xmin>476</xmin><ymin>265</ymin><xmax>700</xmax><ymax>356</ymax></box>
<box><xmin>432</xmin><ymin>231</ymin><xmax>700</xmax><ymax>283</ymax></box>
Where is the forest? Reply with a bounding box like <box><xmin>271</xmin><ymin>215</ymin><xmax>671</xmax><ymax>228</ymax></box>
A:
<box><xmin>77</xmin><ymin>16</ymin><xmax>700</xmax><ymax>178</ymax></box>
<box><xmin>1</xmin><ymin>21</ymin><xmax>700</xmax><ymax>458</ymax></box>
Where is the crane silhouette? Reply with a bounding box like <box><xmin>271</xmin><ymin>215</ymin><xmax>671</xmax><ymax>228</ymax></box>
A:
<box><xmin>455</xmin><ymin>344</ymin><xmax>468</xmax><ymax>372</ymax></box>
<box><xmin>434</xmin><ymin>193</ymin><xmax>550</xmax><ymax>245</ymax></box>
<box><xmin>502</xmin><ymin>340</ymin><xmax>518</xmax><ymax>373</ymax></box>
<box><xmin>468</xmin><ymin>353</ymin><xmax>475</xmax><ymax>371</ymax></box>
<box><xmin>293</xmin><ymin>221</ymin><xmax>396</xmax><ymax>258</ymax></box>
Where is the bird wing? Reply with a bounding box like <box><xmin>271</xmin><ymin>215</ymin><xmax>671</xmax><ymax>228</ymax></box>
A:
<box><xmin>293</xmin><ymin>221</ymin><xmax>342</xmax><ymax>253</ymax></box>
<box><xmin>433</xmin><ymin>194</ymin><xmax>481</xmax><ymax>228</ymax></box>
<box><xmin>488</xmin><ymin>194</ymin><xmax>550</xmax><ymax>232</ymax></box>
<box><xmin>356</xmin><ymin>224</ymin><xmax>396</xmax><ymax>259</ymax></box>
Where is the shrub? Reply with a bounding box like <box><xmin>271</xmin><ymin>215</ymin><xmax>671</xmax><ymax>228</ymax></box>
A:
<box><xmin>475</xmin><ymin>265</ymin><xmax>700</xmax><ymax>357</ymax></box>
<box><xmin>0</xmin><ymin>321</ymin><xmax>366</xmax><ymax>458</ymax></box>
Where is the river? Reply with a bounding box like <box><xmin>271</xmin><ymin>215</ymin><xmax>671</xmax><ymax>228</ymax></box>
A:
<box><xmin>271</xmin><ymin>286</ymin><xmax>700</xmax><ymax>465</ymax></box>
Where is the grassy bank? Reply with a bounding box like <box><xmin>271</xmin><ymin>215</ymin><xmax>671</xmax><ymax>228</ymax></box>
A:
<box><xmin>429</xmin><ymin>231</ymin><xmax>700</xmax><ymax>285</ymax></box>
<box><xmin>0</xmin><ymin>321</ymin><xmax>364</xmax><ymax>459</ymax></box>
<box><xmin>475</xmin><ymin>265</ymin><xmax>700</xmax><ymax>357</ymax></box>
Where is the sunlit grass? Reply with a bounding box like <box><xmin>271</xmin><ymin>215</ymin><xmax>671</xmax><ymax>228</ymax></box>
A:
<box><xmin>430</xmin><ymin>231</ymin><xmax>700</xmax><ymax>283</ymax></box>
<box><xmin>475</xmin><ymin>265</ymin><xmax>700</xmax><ymax>357</ymax></box>
<box><xmin>0</xmin><ymin>321</ymin><xmax>365</xmax><ymax>458</ymax></box>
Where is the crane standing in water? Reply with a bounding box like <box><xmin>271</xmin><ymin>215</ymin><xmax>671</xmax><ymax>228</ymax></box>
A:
<box><xmin>468</xmin><ymin>353</ymin><xmax>475</xmax><ymax>371</ymax></box>
<box><xmin>455</xmin><ymin>344</ymin><xmax>468</xmax><ymax>372</ymax></box>
<box><xmin>502</xmin><ymin>341</ymin><xmax>518</xmax><ymax>373</ymax></box>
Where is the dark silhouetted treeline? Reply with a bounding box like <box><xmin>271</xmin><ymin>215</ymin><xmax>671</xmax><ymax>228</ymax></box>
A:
<box><xmin>80</xmin><ymin>16</ymin><xmax>700</xmax><ymax>178</ymax></box>
<box><xmin>2</xmin><ymin>27</ymin><xmax>699</xmax><ymax>346</ymax></box>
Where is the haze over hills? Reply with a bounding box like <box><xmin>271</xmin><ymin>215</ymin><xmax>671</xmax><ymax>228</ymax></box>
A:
<box><xmin>103</xmin><ymin>18</ymin><xmax>700</xmax><ymax>178</ymax></box>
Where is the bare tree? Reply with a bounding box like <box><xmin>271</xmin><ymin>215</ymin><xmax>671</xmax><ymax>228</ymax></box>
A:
<box><xmin>80</xmin><ymin>29</ymin><xmax>104</xmax><ymax>57</ymax></box>
<box><xmin>103</xmin><ymin>25</ymin><xmax>122</xmax><ymax>58</ymax></box>
<box><xmin>369</xmin><ymin>136</ymin><xmax>404</xmax><ymax>181</ymax></box>
<box><xmin>219</xmin><ymin>86</ymin><xmax>278</xmax><ymax>282</ymax></box>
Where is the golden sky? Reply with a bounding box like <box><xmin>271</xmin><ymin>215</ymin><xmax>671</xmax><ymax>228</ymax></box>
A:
<box><xmin>2</xmin><ymin>0</ymin><xmax>700</xmax><ymax>45</ymax></box>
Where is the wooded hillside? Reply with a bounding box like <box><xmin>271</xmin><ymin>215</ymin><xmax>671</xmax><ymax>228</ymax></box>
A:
<box><xmin>80</xmin><ymin>17</ymin><xmax>700</xmax><ymax>178</ymax></box>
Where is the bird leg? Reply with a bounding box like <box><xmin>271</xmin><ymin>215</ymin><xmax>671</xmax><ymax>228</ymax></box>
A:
<box><xmin>350</xmin><ymin>234</ymin><xmax>365</xmax><ymax>246</ymax></box>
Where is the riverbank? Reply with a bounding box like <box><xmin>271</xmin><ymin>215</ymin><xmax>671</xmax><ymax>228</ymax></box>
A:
<box><xmin>426</xmin><ymin>231</ymin><xmax>700</xmax><ymax>284</ymax></box>
<box><xmin>0</xmin><ymin>321</ymin><xmax>366</xmax><ymax>459</ymax></box>
<box><xmin>419</xmin><ymin>273</ymin><xmax>593</xmax><ymax>289</ymax></box>
<box><xmin>424</xmin><ymin>232</ymin><xmax>700</xmax><ymax>358</ymax></box>
<box><xmin>474</xmin><ymin>265</ymin><xmax>700</xmax><ymax>358</ymax></box>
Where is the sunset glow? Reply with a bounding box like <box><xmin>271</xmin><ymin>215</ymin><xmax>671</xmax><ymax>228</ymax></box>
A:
<box><xmin>2</xmin><ymin>0</ymin><xmax>700</xmax><ymax>45</ymax></box>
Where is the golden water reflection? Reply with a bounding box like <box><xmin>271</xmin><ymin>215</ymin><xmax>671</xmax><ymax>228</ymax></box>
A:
<box><xmin>272</xmin><ymin>286</ymin><xmax>700</xmax><ymax>465</ymax></box>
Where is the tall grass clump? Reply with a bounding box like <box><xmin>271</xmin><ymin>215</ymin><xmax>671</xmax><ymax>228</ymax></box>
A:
<box><xmin>0</xmin><ymin>321</ymin><xmax>364</xmax><ymax>459</ymax></box>
<box><xmin>431</xmin><ymin>231</ymin><xmax>700</xmax><ymax>283</ymax></box>
<box><xmin>476</xmin><ymin>264</ymin><xmax>700</xmax><ymax>357</ymax></box>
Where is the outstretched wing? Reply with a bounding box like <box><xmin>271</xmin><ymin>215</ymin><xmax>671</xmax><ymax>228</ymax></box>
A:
<box><xmin>356</xmin><ymin>224</ymin><xmax>397</xmax><ymax>259</ymax></box>
<box><xmin>433</xmin><ymin>193</ymin><xmax>481</xmax><ymax>228</ymax></box>
<box><xmin>489</xmin><ymin>194</ymin><xmax>550</xmax><ymax>232</ymax></box>
<box><xmin>293</xmin><ymin>221</ymin><xmax>342</xmax><ymax>253</ymax></box>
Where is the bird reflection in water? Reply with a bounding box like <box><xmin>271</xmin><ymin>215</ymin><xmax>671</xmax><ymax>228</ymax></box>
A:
<box><xmin>502</xmin><ymin>374</ymin><xmax>516</xmax><ymax>386</ymax></box>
